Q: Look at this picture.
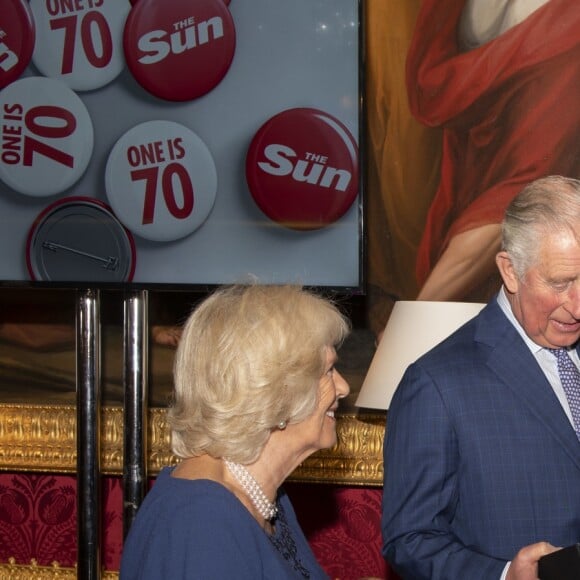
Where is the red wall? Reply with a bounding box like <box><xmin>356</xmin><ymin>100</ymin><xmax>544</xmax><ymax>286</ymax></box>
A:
<box><xmin>0</xmin><ymin>472</ymin><xmax>395</xmax><ymax>580</ymax></box>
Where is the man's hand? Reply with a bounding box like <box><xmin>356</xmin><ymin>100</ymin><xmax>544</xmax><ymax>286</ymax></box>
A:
<box><xmin>506</xmin><ymin>541</ymin><xmax>560</xmax><ymax>580</ymax></box>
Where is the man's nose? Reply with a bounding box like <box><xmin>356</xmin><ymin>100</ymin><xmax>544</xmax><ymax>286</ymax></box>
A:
<box><xmin>567</xmin><ymin>284</ymin><xmax>580</xmax><ymax>318</ymax></box>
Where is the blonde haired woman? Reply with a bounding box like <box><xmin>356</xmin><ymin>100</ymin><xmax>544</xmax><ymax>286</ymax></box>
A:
<box><xmin>120</xmin><ymin>284</ymin><xmax>350</xmax><ymax>579</ymax></box>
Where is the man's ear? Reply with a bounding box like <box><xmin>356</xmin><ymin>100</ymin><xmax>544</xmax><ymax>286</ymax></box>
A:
<box><xmin>496</xmin><ymin>251</ymin><xmax>519</xmax><ymax>294</ymax></box>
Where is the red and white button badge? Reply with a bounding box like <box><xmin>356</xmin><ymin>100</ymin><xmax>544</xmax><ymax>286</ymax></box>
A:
<box><xmin>0</xmin><ymin>0</ymin><xmax>35</xmax><ymax>89</ymax></box>
<box><xmin>123</xmin><ymin>0</ymin><xmax>235</xmax><ymax>101</ymax></box>
<box><xmin>246</xmin><ymin>108</ymin><xmax>359</xmax><ymax>230</ymax></box>
<box><xmin>0</xmin><ymin>76</ymin><xmax>94</xmax><ymax>197</ymax></box>
<box><xmin>29</xmin><ymin>0</ymin><xmax>130</xmax><ymax>92</ymax></box>
<box><xmin>105</xmin><ymin>120</ymin><xmax>217</xmax><ymax>242</ymax></box>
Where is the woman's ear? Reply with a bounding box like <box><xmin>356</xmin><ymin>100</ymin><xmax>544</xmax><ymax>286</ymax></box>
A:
<box><xmin>495</xmin><ymin>251</ymin><xmax>519</xmax><ymax>294</ymax></box>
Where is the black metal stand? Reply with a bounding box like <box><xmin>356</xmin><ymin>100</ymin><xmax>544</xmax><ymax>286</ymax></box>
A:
<box><xmin>76</xmin><ymin>288</ymin><xmax>102</xmax><ymax>580</ymax></box>
<box><xmin>75</xmin><ymin>288</ymin><xmax>149</xmax><ymax>577</ymax></box>
<box><xmin>122</xmin><ymin>290</ymin><xmax>149</xmax><ymax>538</ymax></box>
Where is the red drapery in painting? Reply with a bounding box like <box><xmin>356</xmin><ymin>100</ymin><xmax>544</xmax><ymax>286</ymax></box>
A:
<box><xmin>407</xmin><ymin>0</ymin><xmax>580</xmax><ymax>285</ymax></box>
<box><xmin>0</xmin><ymin>473</ymin><xmax>394</xmax><ymax>580</ymax></box>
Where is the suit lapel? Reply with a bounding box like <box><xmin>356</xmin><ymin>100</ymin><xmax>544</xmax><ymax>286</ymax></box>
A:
<box><xmin>475</xmin><ymin>300</ymin><xmax>580</xmax><ymax>471</ymax></box>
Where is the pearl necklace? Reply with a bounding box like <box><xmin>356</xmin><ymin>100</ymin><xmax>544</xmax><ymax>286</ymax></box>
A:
<box><xmin>224</xmin><ymin>459</ymin><xmax>278</xmax><ymax>521</ymax></box>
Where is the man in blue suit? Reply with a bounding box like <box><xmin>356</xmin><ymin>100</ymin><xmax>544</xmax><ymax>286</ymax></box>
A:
<box><xmin>382</xmin><ymin>175</ymin><xmax>580</xmax><ymax>580</ymax></box>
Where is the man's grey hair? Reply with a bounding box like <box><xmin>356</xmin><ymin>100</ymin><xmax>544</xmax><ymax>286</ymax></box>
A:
<box><xmin>502</xmin><ymin>175</ymin><xmax>580</xmax><ymax>279</ymax></box>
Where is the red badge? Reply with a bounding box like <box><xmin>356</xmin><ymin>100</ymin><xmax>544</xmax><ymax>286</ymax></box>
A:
<box><xmin>123</xmin><ymin>0</ymin><xmax>236</xmax><ymax>101</ymax></box>
<box><xmin>246</xmin><ymin>108</ymin><xmax>359</xmax><ymax>230</ymax></box>
<box><xmin>0</xmin><ymin>0</ymin><xmax>35</xmax><ymax>89</ymax></box>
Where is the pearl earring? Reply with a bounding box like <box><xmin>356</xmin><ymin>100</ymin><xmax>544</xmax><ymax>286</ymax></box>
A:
<box><xmin>277</xmin><ymin>420</ymin><xmax>287</xmax><ymax>430</ymax></box>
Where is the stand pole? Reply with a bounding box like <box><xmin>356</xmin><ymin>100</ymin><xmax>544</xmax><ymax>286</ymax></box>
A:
<box><xmin>122</xmin><ymin>289</ymin><xmax>149</xmax><ymax>537</ymax></box>
<box><xmin>76</xmin><ymin>288</ymin><xmax>102</xmax><ymax>579</ymax></box>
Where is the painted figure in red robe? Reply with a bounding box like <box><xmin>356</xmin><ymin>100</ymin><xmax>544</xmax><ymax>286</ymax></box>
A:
<box><xmin>409</xmin><ymin>0</ymin><xmax>580</xmax><ymax>300</ymax></box>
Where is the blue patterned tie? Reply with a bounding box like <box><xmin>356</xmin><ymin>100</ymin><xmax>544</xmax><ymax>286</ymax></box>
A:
<box><xmin>548</xmin><ymin>348</ymin><xmax>580</xmax><ymax>441</ymax></box>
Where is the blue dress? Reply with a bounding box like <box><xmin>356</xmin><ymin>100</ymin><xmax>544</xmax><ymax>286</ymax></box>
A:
<box><xmin>120</xmin><ymin>466</ymin><xmax>329</xmax><ymax>579</ymax></box>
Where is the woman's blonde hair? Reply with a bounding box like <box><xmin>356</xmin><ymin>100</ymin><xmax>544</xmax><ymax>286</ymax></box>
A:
<box><xmin>167</xmin><ymin>284</ymin><xmax>350</xmax><ymax>463</ymax></box>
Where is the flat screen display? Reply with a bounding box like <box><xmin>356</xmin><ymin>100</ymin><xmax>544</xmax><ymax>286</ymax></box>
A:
<box><xmin>0</xmin><ymin>0</ymin><xmax>363</xmax><ymax>290</ymax></box>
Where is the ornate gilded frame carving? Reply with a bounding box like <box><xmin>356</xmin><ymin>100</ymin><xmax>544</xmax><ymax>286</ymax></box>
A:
<box><xmin>0</xmin><ymin>559</ymin><xmax>117</xmax><ymax>580</ymax></box>
<box><xmin>0</xmin><ymin>403</ymin><xmax>385</xmax><ymax>485</ymax></box>
<box><xmin>0</xmin><ymin>404</ymin><xmax>384</xmax><ymax>578</ymax></box>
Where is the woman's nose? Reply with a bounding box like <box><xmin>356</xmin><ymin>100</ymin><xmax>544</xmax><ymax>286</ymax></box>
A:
<box><xmin>335</xmin><ymin>369</ymin><xmax>350</xmax><ymax>397</ymax></box>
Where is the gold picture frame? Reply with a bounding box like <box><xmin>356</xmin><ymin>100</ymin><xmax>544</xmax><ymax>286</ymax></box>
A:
<box><xmin>0</xmin><ymin>403</ymin><xmax>384</xmax><ymax>486</ymax></box>
<box><xmin>0</xmin><ymin>403</ymin><xmax>384</xmax><ymax>579</ymax></box>
<box><xmin>0</xmin><ymin>559</ymin><xmax>117</xmax><ymax>580</ymax></box>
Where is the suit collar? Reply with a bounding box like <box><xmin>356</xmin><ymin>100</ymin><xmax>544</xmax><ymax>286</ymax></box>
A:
<box><xmin>475</xmin><ymin>299</ymin><xmax>580</xmax><ymax>469</ymax></box>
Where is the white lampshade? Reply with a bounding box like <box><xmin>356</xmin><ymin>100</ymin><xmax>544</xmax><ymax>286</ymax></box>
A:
<box><xmin>356</xmin><ymin>300</ymin><xmax>485</xmax><ymax>410</ymax></box>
